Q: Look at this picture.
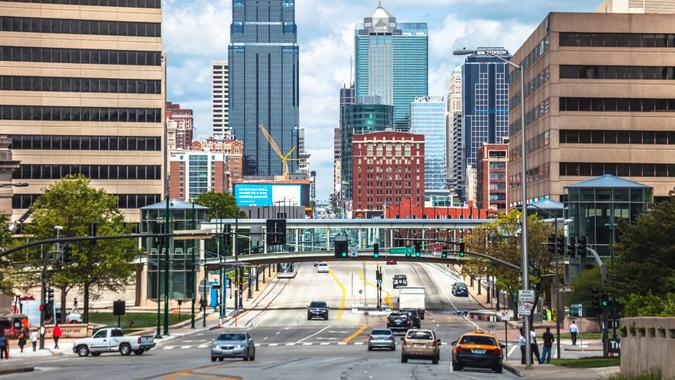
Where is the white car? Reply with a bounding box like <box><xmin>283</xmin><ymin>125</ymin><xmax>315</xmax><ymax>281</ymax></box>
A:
<box><xmin>316</xmin><ymin>263</ymin><xmax>329</xmax><ymax>273</ymax></box>
<box><xmin>73</xmin><ymin>328</ymin><xmax>155</xmax><ymax>357</ymax></box>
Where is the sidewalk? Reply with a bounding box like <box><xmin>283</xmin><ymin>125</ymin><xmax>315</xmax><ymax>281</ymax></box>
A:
<box><xmin>503</xmin><ymin>360</ymin><xmax>619</xmax><ymax>379</ymax></box>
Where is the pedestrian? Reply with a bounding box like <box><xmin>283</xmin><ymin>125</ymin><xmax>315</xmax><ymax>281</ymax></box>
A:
<box><xmin>541</xmin><ymin>327</ymin><xmax>554</xmax><ymax>364</ymax></box>
<box><xmin>569</xmin><ymin>320</ymin><xmax>579</xmax><ymax>346</ymax></box>
<box><xmin>73</xmin><ymin>297</ymin><xmax>78</xmax><ymax>313</ymax></box>
<box><xmin>52</xmin><ymin>323</ymin><xmax>62</xmax><ymax>349</ymax></box>
<box><xmin>519</xmin><ymin>328</ymin><xmax>526</xmax><ymax>365</ymax></box>
<box><xmin>30</xmin><ymin>329</ymin><xmax>37</xmax><ymax>352</ymax></box>
<box><xmin>530</xmin><ymin>329</ymin><xmax>541</xmax><ymax>364</ymax></box>
<box><xmin>18</xmin><ymin>330</ymin><xmax>26</xmax><ymax>353</ymax></box>
<box><xmin>0</xmin><ymin>330</ymin><xmax>6</xmax><ymax>360</ymax></box>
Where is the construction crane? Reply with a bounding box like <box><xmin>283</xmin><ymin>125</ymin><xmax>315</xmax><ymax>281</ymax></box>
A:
<box><xmin>257</xmin><ymin>123</ymin><xmax>299</xmax><ymax>180</ymax></box>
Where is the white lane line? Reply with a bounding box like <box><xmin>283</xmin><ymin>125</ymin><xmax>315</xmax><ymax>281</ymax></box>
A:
<box><xmin>162</xmin><ymin>346</ymin><xmax>175</xmax><ymax>350</ymax></box>
<box><xmin>507</xmin><ymin>344</ymin><xmax>518</xmax><ymax>359</ymax></box>
<box><xmin>303</xmin><ymin>342</ymin><xmax>313</xmax><ymax>346</ymax></box>
<box><xmin>354</xmin><ymin>342</ymin><xmax>364</xmax><ymax>346</ymax></box>
<box><xmin>296</xmin><ymin>325</ymin><xmax>333</xmax><ymax>343</ymax></box>
<box><xmin>198</xmin><ymin>343</ymin><xmax>211</xmax><ymax>348</ymax></box>
<box><xmin>180</xmin><ymin>345</ymin><xmax>191</xmax><ymax>350</ymax></box>
<box><xmin>425</xmin><ymin>264</ymin><xmax>480</xmax><ymax>329</ymax></box>
<box><xmin>320</xmin><ymin>342</ymin><xmax>331</xmax><ymax>346</ymax></box>
<box><xmin>338</xmin><ymin>342</ymin><xmax>347</xmax><ymax>345</ymax></box>
<box><xmin>264</xmin><ymin>337</ymin><xmax>269</xmax><ymax>340</ymax></box>
<box><xmin>269</xmin><ymin>343</ymin><xmax>279</xmax><ymax>347</ymax></box>
<box><xmin>285</xmin><ymin>343</ymin><xmax>296</xmax><ymax>346</ymax></box>
<box><xmin>276</xmin><ymin>332</ymin><xmax>281</xmax><ymax>335</ymax></box>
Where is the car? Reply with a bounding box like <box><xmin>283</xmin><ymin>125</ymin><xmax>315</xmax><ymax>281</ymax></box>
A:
<box><xmin>452</xmin><ymin>282</ymin><xmax>469</xmax><ymax>297</ymax></box>
<box><xmin>386</xmin><ymin>260</ymin><xmax>397</xmax><ymax>265</ymax></box>
<box><xmin>210</xmin><ymin>332</ymin><xmax>255</xmax><ymax>362</ymax></box>
<box><xmin>367</xmin><ymin>328</ymin><xmax>396</xmax><ymax>351</ymax></box>
<box><xmin>386</xmin><ymin>312</ymin><xmax>412</xmax><ymax>335</ymax></box>
<box><xmin>73</xmin><ymin>328</ymin><xmax>155</xmax><ymax>357</ymax></box>
<box><xmin>401</xmin><ymin>329</ymin><xmax>441</xmax><ymax>364</ymax></box>
<box><xmin>451</xmin><ymin>330</ymin><xmax>504</xmax><ymax>373</ymax></box>
<box><xmin>401</xmin><ymin>308</ymin><xmax>421</xmax><ymax>328</ymax></box>
<box><xmin>307</xmin><ymin>301</ymin><xmax>328</xmax><ymax>320</ymax></box>
<box><xmin>393</xmin><ymin>274</ymin><xmax>408</xmax><ymax>288</ymax></box>
<box><xmin>316</xmin><ymin>262</ymin><xmax>329</xmax><ymax>273</ymax></box>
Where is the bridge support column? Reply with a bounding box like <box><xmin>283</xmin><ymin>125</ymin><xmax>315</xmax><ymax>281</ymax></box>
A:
<box><xmin>326</xmin><ymin>228</ymin><xmax>330</xmax><ymax>251</ymax></box>
<box><xmin>295</xmin><ymin>229</ymin><xmax>300</xmax><ymax>252</ymax></box>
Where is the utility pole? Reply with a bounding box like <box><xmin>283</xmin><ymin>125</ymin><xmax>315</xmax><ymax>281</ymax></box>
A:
<box><xmin>39</xmin><ymin>244</ymin><xmax>46</xmax><ymax>350</ymax></box>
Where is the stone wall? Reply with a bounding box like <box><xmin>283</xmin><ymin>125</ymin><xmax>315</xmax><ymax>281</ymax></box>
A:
<box><xmin>620</xmin><ymin>317</ymin><xmax>675</xmax><ymax>379</ymax></box>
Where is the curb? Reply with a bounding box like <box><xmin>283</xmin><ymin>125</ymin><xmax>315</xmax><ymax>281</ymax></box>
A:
<box><xmin>502</xmin><ymin>362</ymin><xmax>525</xmax><ymax>377</ymax></box>
<box><xmin>0</xmin><ymin>365</ymin><xmax>34</xmax><ymax>376</ymax></box>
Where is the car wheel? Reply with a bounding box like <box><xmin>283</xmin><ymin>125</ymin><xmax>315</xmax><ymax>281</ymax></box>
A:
<box><xmin>243</xmin><ymin>349</ymin><xmax>249</xmax><ymax>361</ymax></box>
<box><xmin>211</xmin><ymin>357</ymin><xmax>216</xmax><ymax>362</ymax></box>
<box><xmin>133</xmin><ymin>349</ymin><xmax>144</xmax><ymax>355</ymax></box>
<box><xmin>119</xmin><ymin>343</ymin><xmax>132</xmax><ymax>356</ymax></box>
<box><xmin>391</xmin><ymin>346</ymin><xmax>396</xmax><ymax>351</ymax></box>
<box><xmin>77</xmin><ymin>345</ymin><xmax>90</xmax><ymax>357</ymax></box>
<box><xmin>494</xmin><ymin>365</ymin><xmax>503</xmax><ymax>373</ymax></box>
<box><xmin>452</xmin><ymin>360</ymin><xmax>463</xmax><ymax>371</ymax></box>
<box><xmin>367</xmin><ymin>346</ymin><xmax>372</xmax><ymax>351</ymax></box>
<box><xmin>432</xmin><ymin>354</ymin><xmax>439</xmax><ymax>365</ymax></box>
<box><xmin>91</xmin><ymin>352</ymin><xmax>101</xmax><ymax>357</ymax></box>
<box><xmin>401</xmin><ymin>355</ymin><xmax>408</xmax><ymax>363</ymax></box>
<box><xmin>250</xmin><ymin>351</ymin><xmax>255</xmax><ymax>361</ymax></box>
<box><xmin>307</xmin><ymin>315</ymin><xmax>311</xmax><ymax>320</ymax></box>
<box><xmin>219</xmin><ymin>357</ymin><xmax>224</xmax><ymax>362</ymax></box>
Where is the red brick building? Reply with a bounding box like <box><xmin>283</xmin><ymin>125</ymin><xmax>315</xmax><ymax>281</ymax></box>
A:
<box><xmin>352</xmin><ymin>131</ymin><xmax>425</xmax><ymax>216</ymax></box>
<box><xmin>383</xmin><ymin>199</ymin><xmax>494</xmax><ymax>219</ymax></box>
<box><xmin>166</xmin><ymin>102</ymin><xmax>193</xmax><ymax>150</ymax></box>
<box><xmin>476</xmin><ymin>143</ymin><xmax>508</xmax><ymax>212</ymax></box>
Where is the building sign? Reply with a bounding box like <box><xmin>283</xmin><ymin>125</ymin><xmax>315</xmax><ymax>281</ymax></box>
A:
<box><xmin>234</xmin><ymin>184</ymin><xmax>302</xmax><ymax>207</ymax></box>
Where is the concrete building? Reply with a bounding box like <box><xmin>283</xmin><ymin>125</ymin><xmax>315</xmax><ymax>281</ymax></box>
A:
<box><xmin>1</xmin><ymin>0</ymin><xmax>164</xmax><ymax>223</ymax></box>
<box><xmin>410</xmin><ymin>97</ymin><xmax>448</xmax><ymax>199</ymax></box>
<box><xmin>355</xmin><ymin>4</ymin><xmax>428</xmax><ymax>130</ymax></box>
<box><xmin>0</xmin><ymin>136</ymin><xmax>20</xmax><ymax>216</ymax></box>
<box><xmin>476</xmin><ymin>143</ymin><xmax>508</xmax><ymax>212</ymax></box>
<box><xmin>166</xmin><ymin>102</ymin><xmax>193</xmax><ymax>151</ymax></box>
<box><xmin>211</xmin><ymin>62</ymin><xmax>229</xmax><ymax>139</ymax></box>
<box><xmin>447</xmin><ymin>65</ymin><xmax>462</xmax><ymax>186</ymax></box>
<box><xmin>351</xmin><ymin>131</ymin><xmax>424</xmax><ymax>217</ymax></box>
<box><xmin>508</xmin><ymin>12</ymin><xmax>675</xmax><ymax>206</ymax></box>
<box><xmin>188</xmin><ymin>138</ymin><xmax>243</xmax><ymax>190</ymax></box>
<box><xmin>169</xmin><ymin>150</ymin><xmax>237</xmax><ymax>201</ymax></box>
<box><xmin>449</xmin><ymin>112</ymin><xmax>464</xmax><ymax>197</ymax></box>
<box><xmin>597</xmin><ymin>0</ymin><xmax>675</xmax><ymax>13</ymax></box>
<box><xmin>334</xmin><ymin>84</ymin><xmax>356</xmax><ymax>204</ymax></box>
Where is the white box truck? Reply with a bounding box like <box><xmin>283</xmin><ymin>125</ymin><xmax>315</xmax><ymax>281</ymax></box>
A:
<box><xmin>397</xmin><ymin>287</ymin><xmax>426</xmax><ymax>320</ymax></box>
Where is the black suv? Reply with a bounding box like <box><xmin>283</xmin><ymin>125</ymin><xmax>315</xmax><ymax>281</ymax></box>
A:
<box><xmin>307</xmin><ymin>301</ymin><xmax>328</xmax><ymax>320</ymax></box>
<box><xmin>401</xmin><ymin>308</ymin><xmax>421</xmax><ymax>328</ymax></box>
<box><xmin>393</xmin><ymin>275</ymin><xmax>408</xmax><ymax>288</ymax></box>
<box><xmin>387</xmin><ymin>312</ymin><xmax>412</xmax><ymax>334</ymax></box>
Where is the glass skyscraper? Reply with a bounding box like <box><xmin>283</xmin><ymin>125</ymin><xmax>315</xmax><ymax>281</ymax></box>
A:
<box><xmin>462</xmin><ymin>49</ymin><xmax>511</xmax><ymax>200</ymax></box>
<box><xmin>410</xmin><ymin>97</ymin><xmax>448</xmax><ymax>198</ymax></box>
<box><xmin>228</xmin><ymin>0</ymin><xmax>299</xmax><ymax>176</ymax></box>
<box><xmin>354</xmin><ymin>4</ymin><xmax>428</xmax><ymax>130</ymax></box>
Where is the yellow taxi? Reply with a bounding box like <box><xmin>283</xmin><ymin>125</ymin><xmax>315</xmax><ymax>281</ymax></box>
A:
<box><xmin>451</xmin><ymin>330</ymin><xmax>504</xmax><ymax>373</ymax></box>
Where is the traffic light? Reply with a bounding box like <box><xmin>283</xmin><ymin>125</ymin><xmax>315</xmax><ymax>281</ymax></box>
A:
<box><xmin>555</xmin><ymin>236</ymin><xmax>564</xmax><ymax>255</ymax></box>
<box><xmin>567</xmin><ymin>236</ymin><xmax>577</xmax><ymax>258</ymax></box>
<box><xmin>578</xmin><ymin>236</ymin><xmax>588</xmax><ymax>257</ymax></box>
<box><xmin>458</xmin><ymin>242</ymin><xmax>465</xmax><ymax>257</ymax></box>
<box><xmin>441</xmin><ymin>246</ymin><xmax>448</xmax><ymax>259</ymax></box>
<box><xmin>63</xmin><ymin>244</ymin><xmax>73</xmax><ymax>263</ymax></box>
<box><xmin>266</xmin><ymin>219</ymin><xmax>287</xmax><ymax>246</ymax></box>
<box><xmin>376</xmin><ymin>269</ymin><xmax>382</xmax><ymax>285</ymax></box>
<box><xmin>591</xmin><ymin>287</ymin><xmax>600</xmax><ymax>309</ymax></box>
<box><xmin>373</xmin><ymin>243</ymin><xmax>380</xmax><ymax>258</ymax></box>
<box><xmin>414</xmin><ymin>242</ymin><xmax>422</xmax><ymax>257</ymax></box>
<box><xmin>601</xmin><ymin>292</ymin><xmax>610</xmax><ymax>308</ymax></box>
<box><xmin>334</xmin><ymin>240</ymin><xmax>348</xmax><ymax>258</ymax></box>
<box><xmin>548</xmin><ymin>234</ymin><xmax>556</xmax><ymax>254</ymax></box>
<box><xmin>47</xmin><ymin>287</ymin><xmax>54</xmax><ymax>304</ymax></box>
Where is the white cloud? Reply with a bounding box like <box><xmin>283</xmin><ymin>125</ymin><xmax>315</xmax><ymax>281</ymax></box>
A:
<box><xmin>162</xmin><ymin>0</ymin><xmax>231</xmax><ymax>56</ymax></box>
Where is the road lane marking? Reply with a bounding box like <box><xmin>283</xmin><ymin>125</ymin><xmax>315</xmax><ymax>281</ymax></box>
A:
<box><xmin>507</xmin><ymin>344</ymin><xmax>518</xmax><ymax>358</ymax></box>
<box><xmin>303</xmin><ymin>342</ymin><xmax>313</xmax><ymax>346</ymax></box>
<box><xmin>338</xmin><ymin>342</ymin><xmax>347</xmax><ymax>345</ymax></box>
<box><xmin>162</xmin><ymin>346</ymin><xmax>175</xmax><ymax>350</ymax></box>
<box><xmin>341</xmin><ymin>324</ymin><xmax>369</xmax><ymax>344</ymax></box>
<box><xmin>424</xmin><ymin>264</ymin><xmax>480</xmax><ymax>329</ymax></box>
<box><xmin>320</xmin><ymin>342</ymin><xmax>330</xmax><ymax>345</ymax></box>
<box><xmin>296</xmin><ymin>325</ymin><xmax>333</xmax><ymax>343</ymax></box>
<box><xmin>198</xmin><ymin>343</ymin><xmax>211</xmax><ymax>348</ymax></box>
<box><xmin>329</xmin><ymin>269</ymin><xmax>347</xmax><ymax>320</ymax></box>
<box><xmin>285</xmin><ymin>343</ymin><xmax>296</xmax><ymax>346</ymax></box>
<box><xmin>269</xmin><ymin>343</ymin><xmax>278</xmax><ymax>346</ymax></box>
<box><xmin>180</xmin><ymin>345</ymin><xmax>191</xmax><ymax>349</ymax></box>
<box><xmin>354</xmin><ymin>342</ymin><xmax>364</xmax><ymax>345</ymax></box>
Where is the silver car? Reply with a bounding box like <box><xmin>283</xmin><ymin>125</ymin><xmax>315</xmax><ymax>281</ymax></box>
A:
<box><xmin>368</xmin><ymin>328</ymin><xmax>396</xmax><ymax>351</ymax></box>
<box><xmin>210</xmin><ymin>332</ymin><xmax>256</xmax><ymax>362</ymax></box>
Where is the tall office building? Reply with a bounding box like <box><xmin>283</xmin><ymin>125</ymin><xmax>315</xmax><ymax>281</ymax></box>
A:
<box><xmin>228</xmin><ymin>0</ymin><xmax>299</xmax><ymax>176</ymax></box>
<box><xmin>597</xmin><ymin>0</ymin><xmax>675</xmax><ymax>13</ymax></box>
<box><xmin>166</xmin><ymin>102</ymin><xmax>193</xmax><ymax>150</ymax></box>
<box><xmin>476</xmin><ymin>143</ymin><xmax>508</xmax><ymax>212</ymax></box>
<box><xmin>355</xmin><ymin>4</ymin><xmax>428</xmax><ymax>130</ymax></box>
<box><xmin>1</xmin><ymin>0</ymin><xmax>164</xmax><ymax>223</ymax></box>
<box><xmin>211</xmin><ymin>62</ymin><xmax>229</xmax><ymax>139</ymax></box>
<box><xmin>450</xmin><ymin>113</ymin><xmax>464</xmax><ymax>198</ymax></box>
<box><xmin>447</xmin><ymin>65</ymin><xmax>462</xmax><ymax>186</ymax></box>
<box><xmin>461</xmin><ymin>48</ymin><xmax>511</xmax><ymax>201</ymax></box>
<box><xmin>410</xmin><ymin>97</ymin><xmax>448</xmax><ymax>199</ymax></box>
<box><xmin>334</xmin><ymin>84</ymin><xmax>356</xmax><ymax>202</ymax></box>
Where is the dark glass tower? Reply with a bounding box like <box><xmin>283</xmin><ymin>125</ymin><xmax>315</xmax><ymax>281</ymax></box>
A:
<box><xmin>228</xmin><ymin>0</ymin><xmax>300</xmax><ymax>176</ymax></box>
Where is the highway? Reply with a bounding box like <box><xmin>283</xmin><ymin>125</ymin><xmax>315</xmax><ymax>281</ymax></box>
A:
<box><xmin>6</xmin><ymin>262</ymin><xmax>516</xmax><ymax>380</ymax></box>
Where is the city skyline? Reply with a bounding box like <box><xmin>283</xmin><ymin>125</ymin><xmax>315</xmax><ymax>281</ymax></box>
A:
<box><xmin>163</xmin><ymin>0</ymin><xmax>597</xmax><ymax>200</ymax></box>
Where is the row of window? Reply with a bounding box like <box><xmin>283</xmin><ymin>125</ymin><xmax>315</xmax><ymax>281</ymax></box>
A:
<box><xmin>511</xmin><ymin>67</ymin><xmax>550</xmax><ymax>108</ymax></box>
<box><xmin>560</xmin><ymin>162</ymin><xmax>675</xmax><ymax>177</ymax></box>
<box><xmin>10</xmin><ymin>135</ymin><xmax>162</xmax><ymax>151</ymax></box>
<box><xmin>0</xmin><ymin>16</ymin><xmax>160</xmax><ymax>37</ymax></box>
<box><xmin>560</xmin><ymin>65</ymin><xmax>675</xmax><ymax>80</ymax></box>
<box><xmin>560</xmin><ymin>33</ymin><xmax>675</xmax><ymax>48</ymax></box>
<box><xmin>13</xmin><ymin>193</ymin><xmax>161</xmax><ymax>210</ymax></box>
<box><xmin>0</xmin><ymin>46</ymin><xmax>162</xmax><ymax>66</ymax></box>
<box><xmin>560</xmin><ymin>97</ymin><xmax>675</xmax><ymax>112</ymax></box>
<box><xmin>0</xmin><ymin>105</ymin><xmax>161</xmax><ymax>122</ymax></box>
<box><xmin>13</xmin><ymin>164</ymin><xmax>161</xmax><ymax>180</ymax></box>
<box><xmin>4</xmin><ymin>0</ymin><xmax>161</xmax><ymax>8</ymax></box>
<box><xmin>512</xmin><ymin>35</ymin><xmax>550</xmax><ymax>81</ymax></box>
<box><xmin>560</xmin><ymin>130</ymin><xmax>675</xmax><ymax>145</ymax></box>
<box><xmin>0</xmin><ymin>75</ymin><xmax>161</xmax><ymax>94</ymax></box>
<box><xmin>510</xmin><ymin>99</ymin><xmax>550</xmax><ymax>135</ymax></box>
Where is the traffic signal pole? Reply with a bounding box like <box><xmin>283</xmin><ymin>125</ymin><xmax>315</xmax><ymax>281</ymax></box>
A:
<box><xmin>39</xmin><ymin>245</ymin><xmax>46</xmax><ymax>350</ymax></box>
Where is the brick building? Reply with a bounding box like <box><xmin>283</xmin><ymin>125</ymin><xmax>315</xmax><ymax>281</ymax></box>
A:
<box><xmin>383</xmin><ymin>199</ymin><xmax>494</xmax><ymax>219</ymax></box>
<box><xmin>352</xmin><ymin>131</ymin><xmax>424</xmax><ymax>216</ymax></box>
<box><xmin>476</xmin><ymin>143</ymin><xmax>509</xmax><ymax>212</ymax></box>
<box><xmin>166</xmin><ymin>102</ymin><xmax>193</xmax><ymax>150</ymax></box>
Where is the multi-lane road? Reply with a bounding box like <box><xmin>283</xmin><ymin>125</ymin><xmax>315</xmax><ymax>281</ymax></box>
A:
<box><xmin>7</xmin><ymin>262</ymin><xmax>516</xmax><ymax>380</ymax></box>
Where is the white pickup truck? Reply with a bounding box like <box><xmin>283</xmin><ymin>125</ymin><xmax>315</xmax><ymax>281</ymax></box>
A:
<box><xmin>73</xmin><ymin>328</ymin><xmax>155</xmax><ymax>357</ymax></box>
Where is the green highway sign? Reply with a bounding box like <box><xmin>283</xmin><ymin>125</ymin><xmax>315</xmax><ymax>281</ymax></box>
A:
<box><xmin>388</xmin><ymin>247</ymin><xmax>414</xmax><ymax>255</ymax></box>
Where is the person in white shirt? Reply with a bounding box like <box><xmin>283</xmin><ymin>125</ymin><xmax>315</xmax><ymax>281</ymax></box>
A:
<box><xmin>519</xmin><ymin>328</ymin><xmax>527</xmax><ymax>364</ymax></box>
<box><xmin>530</xmin><ymin>330</ymin><xmax>541</xmax><ymax>364</ymax></box>
<box><xmin>30</xmin><ymin>330</ymin><xmax>38</xmax><ymax>352</ymax></box>
<box><xmin>569</xmin><ymin>321</ymin><xmax>579</xmax><ymax>345</ymax></box>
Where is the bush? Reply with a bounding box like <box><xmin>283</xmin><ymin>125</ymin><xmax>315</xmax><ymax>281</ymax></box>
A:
<box><xmin>623</xmin><ymin>292</ymin><xmax>675</xmax><ymax>317</ymax></box>
<box><xmin>606</xmin><ymin>369</ymin><xmax>661</xmax><ymax>380</ymax></box>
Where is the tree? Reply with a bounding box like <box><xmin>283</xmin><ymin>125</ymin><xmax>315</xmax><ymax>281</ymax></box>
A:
<box><xmin>194</xmin><ymin>192</ymin><xmax>245</xmax><ymax>219</ymax></box>
<box><xmin>0</xmin><ymin>214</ymin><xmax>14</xmax><ymax>295</ymax></box>
<box><xmin>568</xmin><ymin>266</ymin><xmax>603</xmax><ymax>311</ymax></box>
<box><xmin>16</xmin><ymin>175</ymin><xmax>137</xmax><ymax>323</ymax></box>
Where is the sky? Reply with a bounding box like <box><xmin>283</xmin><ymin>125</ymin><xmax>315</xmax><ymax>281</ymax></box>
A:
<box><xmin>162</xmin><ymin>0</ymin><xmax>598</xmax><ymax>201</ymax></box>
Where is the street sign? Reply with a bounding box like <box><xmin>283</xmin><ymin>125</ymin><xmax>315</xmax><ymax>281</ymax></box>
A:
<box><xmin>609</xmin><ymin>338</ymin><xmax>621</xmax><ymax>355</ymax></box>
<box><xmin>519</xmin><ymin>290</ymin><xmax>536</xmax><ymax>303</ymax></box>
<box><xmin>518</xmin><ymin>302</ymin><xmax>532</xmax><ymax>316</ymax></box>
<box><xmin>388</xmin><ymin>247</ymin><xmax>414</xmax><ymax>255</ymax></box>
<box><xmin>498</xmin><ymin>310</ymin><xmax>514</xmax><ymax>321</ymax></box>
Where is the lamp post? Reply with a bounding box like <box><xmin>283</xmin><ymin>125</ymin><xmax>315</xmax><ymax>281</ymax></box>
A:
<box><xmin>453</xmin><ymin>47</ymin><xmax>530</xmax><ymax>366</ymax></box>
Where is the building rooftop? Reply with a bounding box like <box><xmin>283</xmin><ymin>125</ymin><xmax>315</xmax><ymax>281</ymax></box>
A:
<box><xmin>565</xmin><ymin>174</ymin><xmax>651</xmax><ymax>189</ymax></box>
<box><xmin>142</xmin><ymin>199</ymin><xmax>209</xmax><ymax>210</ymax></box>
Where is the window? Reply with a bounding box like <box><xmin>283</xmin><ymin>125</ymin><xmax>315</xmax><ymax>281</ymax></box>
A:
<box><xmin>0</xmin><ymin>16</ymin><xmax>160</xmax><ymax>37</ymax></box>
<box><xmin>560</xmin><ymin>98</ymin><xmax>675</xmax><ymax>112</ymax></box>
<box><xmin>560</xmin><ymin>162</ymin><xmax>675</xmax><ymax>177</ymax></box>
<box><xmin>10</xmin><ymin>135</ymin><xmax>160</xmax><ymax>151</ymax></box>
<box><xmin>560</xmin><ymin>130</ymin><xmax>674</xmax><ymax>145</ymax></box>
<box><xmin>0</xmin><ymin>105</ymin><xmax>160</xmax><ymax>122</ymax></box>
<box><xmin>13</xmin><ymin>164</ymin><xmax>161</xmax><ymax>180</ymax></box>
<box><xmin>560</xmin><ymin>32</ymin><xmax>675</xmax><ymax>48</ymax></box>
<box><xmin>5</xmin><ymin>0</ymin><xmax>161</xmax><ymax>8</ymax></box>
<box><xmin>0</xmin><ymin>46</ymin><xmax>161</xmax><ymax>66</ymax></box>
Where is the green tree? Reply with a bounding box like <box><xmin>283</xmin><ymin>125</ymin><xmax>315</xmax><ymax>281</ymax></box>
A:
<box><xmin>623</xmin><ymin>292</ymin><xmax>675</xmax><ymax>317</ymax></box>
<box><xmin>16</xmin><ymin>175</ymin><xmax>137</xmax><ymax>323</ymax></box>
<box><xmin>0</xmin><ymin>214</ymin><xmax>15</xmax><ymax>294</ymax></box>
<box><xmin>568</xmin><ymin>266</ymin><xmax>603</xmax><ymax>311</ymax></box>
<box><xmin>194</xmin><ymin>192</ymin><xmax>245</xmax><ymax>219</ymax></box>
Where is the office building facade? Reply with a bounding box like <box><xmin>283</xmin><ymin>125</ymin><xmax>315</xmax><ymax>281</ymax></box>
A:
<box><xmin>597</xmin><ymin>0</ymin><xmax>675</xmax><ymax>13</ymax></box>
<box><xmin>228</xmin><ymin>0</ymin><xmax>299</xmax><ymax>176</ymax></box>
<box><xmin>447</xmin><ymin>65</ymin><xmax>462</xmax><ymax>185</ymax></box>
<box><xmin>211</xmin><ymin>62</ymin><xmax>229</xmax><ymax>139</ymax></box>
<box><xmin>355</xmin><ymin>4</ymin><xmax>428</xmax><ymax>130</ymax></box>
<box><xmin>166</xmin><ymin>102</ymin><xmax>193</xmax><ymax>150</ymax></box>
<box><xmin>1</xmin><ymin>0</ymin><xmax>164</xmax><ymax>223</ymax></box>
<box><xmin>189</xmin><ymin>138</ymin><xmax>243</xmax><ymax>190</ymax></box>
<box><xmin>410</xmin><ymin>97</ymin><xmax>448</xmax><ymax>198</ymax></box>
<box><xmin>508</xmin><ymin>12</ymin><xmax>675</xmax><ymax>205</ymax></box>
<box><xmin>449</xmin><ymin>113</ymin><xmax>464</xmax><ymax>198</ymax></box>
<box><xmin>476</xmin><ymin>143</ymin><xmax>508</xmax><ymax>212</ymax></box>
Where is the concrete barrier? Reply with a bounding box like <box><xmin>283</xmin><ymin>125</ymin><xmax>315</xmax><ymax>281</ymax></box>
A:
<box><xmin>620</xmin><ymin>317</ymin><xmax>675</xmax><ymax>379</ymax></box>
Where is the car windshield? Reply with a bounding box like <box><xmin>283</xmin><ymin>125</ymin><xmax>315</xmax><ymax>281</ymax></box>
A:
<box><xmin>460</xmin><ymin>335</ymin><xmax>497</xmax><ymax>345</ymax></box>
<box><xmin>217</xmin><ymin>333</ymin><xmax>247</xmax><ymax>341</ymax></box>
<box><xmin>389</xmin><ymin>314</ymin><xmax>407</xmax><ymax>320</ymax></box>
<box><xmin>407</xmin><ymin>331</ymin><xmax>433</xmax><ymax>340</ymax></box>
<box><xmin>310</xmin><ymin>302</ymin><xmax>326</xmax><ymax>308</ymax></box>
<box><xmin>371</xmin><ymin>329</ymin><xmax>392</xmax><ymax>336</ymax></box>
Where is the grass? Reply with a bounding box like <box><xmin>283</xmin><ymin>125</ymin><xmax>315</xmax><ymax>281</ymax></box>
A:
<box><xmin>89</xmin><ymin>312</ymin><xmax>191</xmax><ymax>330</ymax></box>
<box><xmin>606</xmin><ymin>370</ymin><xmax>661</xmax><ymax>380</ymax></box>
<box><xmin>545</xmin><ymin>332</ymin><xmax>604</xmax><ymax>340</ymax></box>
<box><xmin>551</xmin><ymin>357</ymin><xmax>621</xmax><ymax>368</ymax></box>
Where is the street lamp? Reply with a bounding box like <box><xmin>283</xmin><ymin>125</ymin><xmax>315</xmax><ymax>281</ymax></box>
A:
<box><xmin>454</xmin><ymin>47</ymin><xmax>531</xmax><ymax>367</ymax></box>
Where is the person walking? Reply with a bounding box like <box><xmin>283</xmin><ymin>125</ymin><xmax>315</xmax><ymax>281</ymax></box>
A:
<box><xmin>569</xmin><ymin>320</ymin><xmax>579</xmax><ymax>346</ymax></box>
<box><xmin>18</xmin><ymin>330</ymin><xmax>26</xmax><ymax>353</ymax></box>
<box><xmin>530</xmin><ymin>329</ymin><xmax>541</xmax><ymax>364</ymax></box>
<box><xmin>52</xmin><ymin>323</ymin><xmax>62</xmax><ymax>349</ymax></box>
<box><xmin>541</xmin><ymin>327</ymin><xmax>555</xmax><ymax>364</ymax></box>
<box><xmin>0</xmin><ymin>330</ymin><xmax>5</xmax><ymax>360</ymax></box>
<box><xmin>30</xmin><ymin>329</ymin><xmax>37</xmax><ymax>352</ymax></box>
<box><xmin>519</xmin><ymin>328</ymin><xmax>527</xmax><ymax>365</ymax></box>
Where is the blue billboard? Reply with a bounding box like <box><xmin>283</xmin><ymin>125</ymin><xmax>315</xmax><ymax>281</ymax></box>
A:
<box><xmin>234</xmin><ymin>184</ymin><xmax>302</xmax><ymax>207</ymax></box>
